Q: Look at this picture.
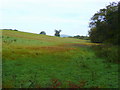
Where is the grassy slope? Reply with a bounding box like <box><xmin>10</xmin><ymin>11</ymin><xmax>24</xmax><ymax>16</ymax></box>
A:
<box><xmin>2</xmin><ymin>30</ymin><xmax>118</xmax><ymax>88</ymax></box>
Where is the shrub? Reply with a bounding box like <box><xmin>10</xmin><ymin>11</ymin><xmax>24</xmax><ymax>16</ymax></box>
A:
<box><xmin>92</xmin><ymin>45</ymin><xmax>119</xmax><ymax>63</ymax></box>
<box><xmin>40</xmin><ymin>31</ymin><xmax>46</xmax><ymax>35</ymax></box>
<box><xmin>14</xmin><ymin>29</ymin><xmax>18</xmax><ymax>31</ymax></box>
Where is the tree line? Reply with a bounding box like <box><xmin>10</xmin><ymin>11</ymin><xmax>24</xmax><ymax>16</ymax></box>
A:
<box><xmin>89</xmin><ymin>2</ymin><xmax>120</xmax><ymax>45</ymax></box>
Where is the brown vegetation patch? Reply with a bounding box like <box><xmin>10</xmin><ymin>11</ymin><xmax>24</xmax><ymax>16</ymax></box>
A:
<box><xmin>25</xmin><ymin>46</ymin><xmax>75</xmax><ymax>53</ymax></box>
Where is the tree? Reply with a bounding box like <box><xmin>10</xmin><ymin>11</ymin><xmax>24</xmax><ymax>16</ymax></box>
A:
<box><xmin>89</xmin><ymin>2</ymin><xmax>119</xmax><ymax>45</ymax></box>
<box><xmin>54</xmin><ymin>29</ymin><xmax>61</xmax><ymax>37</ymax></box>
<box><xmin>40</xmin><ymin>31</ymin><xmax>46</xmax><ymax>35</ymax></box>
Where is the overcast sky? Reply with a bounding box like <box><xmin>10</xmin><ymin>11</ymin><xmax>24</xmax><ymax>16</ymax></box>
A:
<box><xmin>0</xmin><ymin>0</ymin><xmax>119</xmax><ymax>36</ymax></box>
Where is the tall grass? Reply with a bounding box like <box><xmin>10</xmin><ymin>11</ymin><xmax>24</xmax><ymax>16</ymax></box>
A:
<box><xmin>92</xmin><ymin>44</ymin><xmax>119</xmax><ymax>63</ymax></box>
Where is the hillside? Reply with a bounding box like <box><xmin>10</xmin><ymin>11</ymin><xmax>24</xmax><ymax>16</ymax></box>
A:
<box><xmin>2</xmin><ymin>30</ymin><xmax>93</xmax><ymax>46</ymax></box>
<box><xmin>2</xmin><ymin>30</ymin><xmax>118</xmax><ymax>88</ymax></box>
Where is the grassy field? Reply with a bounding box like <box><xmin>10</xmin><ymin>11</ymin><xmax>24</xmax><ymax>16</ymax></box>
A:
<box><xmin>2</xmin><ymin>30</ymin><xmax>118</xmax><ymax>88</ymax></box>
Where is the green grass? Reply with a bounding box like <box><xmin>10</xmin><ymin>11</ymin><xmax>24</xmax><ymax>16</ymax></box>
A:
<box><xmin>2</xmin><ymin>30</ymin><xmax>119</xmax><ymax>88</ymax></box>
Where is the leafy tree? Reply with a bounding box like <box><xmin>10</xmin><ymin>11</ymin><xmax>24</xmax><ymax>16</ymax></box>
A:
<box><xmin>40</xmin><ymin>31</ymin><xmax>46</xmax><ymax>35</ymax></box>
<box><xmin>89</xmin><ymin>2</ymin><xmax>119</xmax><ymax>45</ymax></box>
<box><xmin>54</xmin><ymin>29</ymin><xmax>61</xmax><ymax>37</ymax></box>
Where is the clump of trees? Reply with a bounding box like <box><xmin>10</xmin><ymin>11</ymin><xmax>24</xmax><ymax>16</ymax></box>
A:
<box><xmin>54</xmin><ymin>29</ymin><xmax>62</xmax><ymax>37</ymax></box>
<box><xmin>89</xmin><ymin>2</ymin><xmax>120</xmax><ymax>45</ymax></box>
<box><xmin>40</xmin><ymin>31</ymin><xmax>46</xmax><ymax>35</ymax></box>
<box><xmin>72</xmin><ymin>35</ymin><xmax>89</xmax><ymax>40</ymax></box>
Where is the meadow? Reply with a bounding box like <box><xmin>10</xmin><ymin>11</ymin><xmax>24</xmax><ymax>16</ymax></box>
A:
<box><xmin>2</xmin><ymin>30</ymin><xmax>118</xmax><ymax>88</ymax></box>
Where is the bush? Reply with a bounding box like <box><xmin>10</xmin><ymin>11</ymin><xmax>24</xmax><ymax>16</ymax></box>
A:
<box><xmin>40</xmin><ymin>31</ymin><xmax>46</xmax><ymax>35</ymax></box>
<box><xmin>92</xmin><ymin>45</ymin><xmax>119</xmax><ymax>63</ymax></box>
<box><xmin>14</xmin><ymin>29</ymin><xmax>18</xmax><ymax>31</ymax></box>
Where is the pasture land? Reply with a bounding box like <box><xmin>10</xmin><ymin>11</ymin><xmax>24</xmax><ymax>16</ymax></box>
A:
<box><xmin>2</xmin><ymin>30</ymin><xmax>118</xmax><ymax>88</ymax></box>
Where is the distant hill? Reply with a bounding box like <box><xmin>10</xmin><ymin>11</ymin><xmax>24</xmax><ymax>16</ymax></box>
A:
<box><xmin>60</xmin><ymin>34</ymin><xmax>71</xmax><ymax>37</ymax></box>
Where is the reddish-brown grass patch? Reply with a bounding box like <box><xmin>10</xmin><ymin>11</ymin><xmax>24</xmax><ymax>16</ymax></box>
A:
<box><xmin>25</xmin><ymin>46</ymin><xmax>76</xmax><ymax>53</ymax></box>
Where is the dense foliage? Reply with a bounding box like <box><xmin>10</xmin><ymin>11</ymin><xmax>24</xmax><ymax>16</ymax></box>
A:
<box><xmin>89</xmin><ymin>2</ymin><xmax>120</xmax><ymax>45</ymax></box>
